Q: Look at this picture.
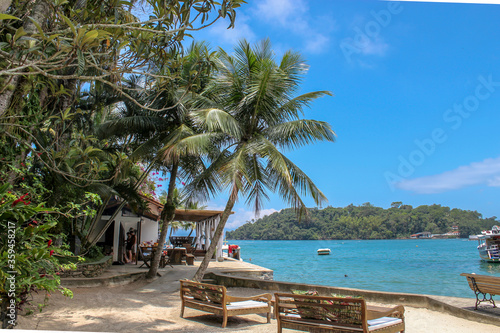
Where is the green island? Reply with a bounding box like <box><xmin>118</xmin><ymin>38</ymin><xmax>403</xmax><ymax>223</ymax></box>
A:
<box><xmin>227</xmin><ymin>202</ymin><xmax>498</xmax><ymax>240</ymax></box>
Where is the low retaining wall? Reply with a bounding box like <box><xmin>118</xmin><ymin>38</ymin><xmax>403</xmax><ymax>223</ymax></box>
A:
<box><xmin>218</xmin><ymin>258</ymin><xmax>274</xmax><ymax>280</ymax></box>
<box><xmin>207</xmin><ymin>272</ymin><xmax>500</xmax><ymax>327</ymax></box>
<box><xmin>218</xmin><ymin>269</ymin><xmax>273</xmax><ymax>280</ymax></box>
<box><xmin>61</xmin><ymin>272</ymin><xmax>145</xmax><ymax>288</ymax></box>
<box><xmin>60</xmin><ymin>256</ymin><xmax>113</xmax><ymax>278</ymax></box>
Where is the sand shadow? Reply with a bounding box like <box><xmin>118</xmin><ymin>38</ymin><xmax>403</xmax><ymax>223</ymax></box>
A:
<box><xmin>181</xmin><ymin>312</ymin><xmax>272</xmax><ymax>330</ymax></box>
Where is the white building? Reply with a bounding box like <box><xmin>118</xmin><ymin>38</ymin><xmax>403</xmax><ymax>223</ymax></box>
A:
<box><xmin>91</xmin><ymin>195</ymin><xmax>231</xmax><ymax>263</ymax></box>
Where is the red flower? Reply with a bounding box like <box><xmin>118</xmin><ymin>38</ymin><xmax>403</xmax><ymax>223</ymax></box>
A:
<box><xmin>12</xmin><ymin>193</ymin><xmax>28</xmax><ymax>207</ymax></box>
<box><xmin>48</xmin><ymin>239</ymin><xmax>52</xmax><ymax>246</ymax></box>
<box><xmin>157</xmin><ymin>184</ymin><xmax>162</xmax><ymax>187</ymax></box>
<box><xmin>49</xmin><ymin>250</ymin><xmax>54</xmax><ymax>256</ymax></box>
<box><xmin>181</xmin><ymin>182</ymin><xmax>185</xmax><ymax>186</ymax></box>
<box><xmin>37</xmin><ymin>153</ymin><xmax>42</xmax><ymax>156</ymax></box>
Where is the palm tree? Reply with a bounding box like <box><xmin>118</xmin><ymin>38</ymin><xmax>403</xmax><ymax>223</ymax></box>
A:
<box><xmin>98</xmin><ymin>42</ymin><xmax>220</xmax><ymax>278</ymax></box>
<box><xmin>190</xmin><ymin>39</ymin><xmax>336</xmax><ymax>281</ymax></box>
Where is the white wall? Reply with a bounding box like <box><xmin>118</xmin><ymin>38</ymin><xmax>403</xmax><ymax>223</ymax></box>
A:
<box><xmin>138</xmin><ymin>218</ymin><xmax>159</xmax><ymax>244</ymax></box>
<box><xmin>102</xmin><ymin>214</ymin><xmax>158</xmax><ymax>262</ymax></box>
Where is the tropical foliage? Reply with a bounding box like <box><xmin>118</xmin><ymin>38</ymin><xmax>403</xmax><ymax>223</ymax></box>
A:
<box><xmin>190</xmin><ymin>39</ymin><xmax>335</xmax><ymax>281</ymax></box>
<box><xmin>0</xmin><ymin>184</ymin><xmax>76</xmax><ymax>328</ymax></box>
<box><xmin>227</xmin><ymin>203</ymin><xmax>499</xmax><ymax>240</ymax></box>
<box><xmin>0</xmin><ymin>0</ymin><xmax>245</xmax><ymax>325</ymax></box>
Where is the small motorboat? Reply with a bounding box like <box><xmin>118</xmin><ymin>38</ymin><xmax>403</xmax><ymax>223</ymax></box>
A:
<box><xmin>317</xmin><ymin>248</ymin><xmax>331</xmax><ymax>255</ymax></box>
<box><xmin>475</xmin><ymin>226</ymin><xmax>500</xmax><ymax>263</ymax></box>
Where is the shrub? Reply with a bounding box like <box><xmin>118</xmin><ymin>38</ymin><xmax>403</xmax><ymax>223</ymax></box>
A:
<box><xmin>0</xmin><ymin>184</ymin><xmax>77</xmax><ymax>328</ymax></box>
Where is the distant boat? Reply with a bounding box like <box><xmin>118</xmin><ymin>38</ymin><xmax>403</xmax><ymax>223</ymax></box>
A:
<box><xmin>317</xmin><ymin>248</ymin><xmax>331</xmax><ymax>255</ymax></box>
<box><xmin>473</xmin><ymin>226</ymin><xmax>500</xmax><ymax>263</ymax></box>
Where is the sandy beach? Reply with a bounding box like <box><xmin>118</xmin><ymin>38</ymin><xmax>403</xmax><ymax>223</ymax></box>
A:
<box><xmin>13</xmin><ymin>261</ymin><xmax>500</xmax><ymax>333</ymax></box>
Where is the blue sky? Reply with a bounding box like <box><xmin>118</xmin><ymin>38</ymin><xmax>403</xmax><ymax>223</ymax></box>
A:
<box><xmin>185</xmin><ymin>0</ymin><xmax>500</xmax><ymax>230</ymax></box>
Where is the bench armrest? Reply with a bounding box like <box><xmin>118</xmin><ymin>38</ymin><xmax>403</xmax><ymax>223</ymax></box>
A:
<box><xmin>367</xmin><ymin>305</ymin><xmax>405</xmax><ymax>320</ymax></box>
<box><xmin>226</xmin><ymin>293</ymin><xmax>272</xmax><ymax>304</ymax></box>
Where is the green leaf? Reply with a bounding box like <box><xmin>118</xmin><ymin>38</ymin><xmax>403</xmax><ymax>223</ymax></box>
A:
<box><xmin>0</xmin><ymin>183</ymin><xmax>11</xmax><ymax>194</ymax></box>
<box><xmin>13</xmin><ymin>27</ymin><xmax>27</xmax><ymax>43</ymax></box>
<box><xmin>77</xmin><ymin>49</ymin><xmax>85</xmax><ymax>75</ymax></box>
<box><xmin>76</xmin><ymin>28</ymin><xmax>86</xmax><ymax>44</ymax></box>
<box><xmin>60</xmin><ymin>15</ymin><xmax>76</xmax><ymax>36</ymax></box>
<box><xmin>0</xmin><ymin>14</ymin><xmax>20</xmax><ymax>20</ymax></box>
<box><xmin>81</xmin><ymin>30</ymin><xmax>98</xmax><ymax>45</ymax></box>
<box><xmin>28</xmin><ymin>17</ymin><xmax>44</xmax><ymax>36</ymax></box>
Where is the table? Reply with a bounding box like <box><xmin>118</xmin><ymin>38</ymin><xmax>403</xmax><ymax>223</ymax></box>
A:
<box><xmin>167</xmin><ymin>247</ymin><xmax>187</xmax><ymax>265</ymax></box>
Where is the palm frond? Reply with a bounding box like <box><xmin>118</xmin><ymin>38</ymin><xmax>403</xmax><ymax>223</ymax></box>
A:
<box><xmin>277</xmin><ymin>91</ymin><xmax>333</xmax><ymax>120</ymax></box>
<box><xmin>265</xmin><ymin>119</ymin><xmax>336</xmax><ymax>150</ymax></box>
<box><xmin>190</xmin><ymin>108</ymin><xmax>242</xmax><ymax>139</ymax></box>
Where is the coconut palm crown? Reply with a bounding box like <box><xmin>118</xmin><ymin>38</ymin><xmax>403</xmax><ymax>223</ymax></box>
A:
<box><xmin>191</xmin><ymin>39</ymin><xmax>336</xmax><ymax>281</ymax></box>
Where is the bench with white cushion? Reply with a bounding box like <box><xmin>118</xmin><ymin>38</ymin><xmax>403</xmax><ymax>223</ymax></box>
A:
<box><xmin>274</xmin><ymin>293</ymin><xmax>405</xmax><ymax>333</ymax></box>
<box><xmin>180</xmin><ymin>280</ymin><xmax>272</xmax><ymax>328</ymax></box>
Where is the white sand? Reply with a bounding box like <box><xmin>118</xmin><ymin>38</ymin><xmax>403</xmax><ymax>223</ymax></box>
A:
<box><xmin>14</xmin><ymin>278</ymin><xmax>499</xmax><ymax>333</ymax></box>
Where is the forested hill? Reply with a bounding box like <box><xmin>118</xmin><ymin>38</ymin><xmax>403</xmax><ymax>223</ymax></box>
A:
<box><xmin>226</xmin><ymin>203</ymin><xmax>499</xmax><ymax>240</ymax></box>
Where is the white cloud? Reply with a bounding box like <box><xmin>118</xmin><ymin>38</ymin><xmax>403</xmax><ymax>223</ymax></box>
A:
<box><xmin>395</xmin><ymin>156</ymin><xmax>500</xmax><ymax>194</ymax></box>
<box><xmin>253</xmin><ymin>0</ymin><xmax>332</xmax><ymax>54</ymax></box>
<box><xmin>226</xmin><ymin>208</ymin><xmax>279</xmax><ymax>230</ymax></box>
<box><xmin>305</xmin><ymin>34</ymin><xmax>330</xmax><ymax>54</ymax></box>
<box><xmin>207</xmin><ymin>203</ymin><xmax>279</xmax><ymax>230</ymax></box>
<box><xmin>359</xmin><ymin>37</ymin><xmax>389</xmax><ymax>56</ymax></box>
<box><xmin>208</xmin><ymin>13</ymin><xmax>256</xmax><ymax>46</ymax></box>
<box><xmin>255</xmin><ymin>0</ymin><xmax>308</xmax><ymax>28</ymax></box>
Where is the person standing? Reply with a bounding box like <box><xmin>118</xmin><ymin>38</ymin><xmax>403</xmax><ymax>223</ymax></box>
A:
<box><xmin>124</xmin><ymin>231</ymin><xmax>131</xmax><ymax>263</ymax></box>
<box><xmin>126</xmin><ymin>229</ymin><xmax>137</xmax><ymax>264</ymax></box>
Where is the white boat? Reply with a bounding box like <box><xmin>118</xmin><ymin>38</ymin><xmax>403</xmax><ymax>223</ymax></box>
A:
<box><xmin>475</xmin><ymin>226</ymin><xmax>500</xmax><ymax>263</ymax></box>
<box><xmin>317</xmin><ymin>248</ymin><xmax>331</xmax><ymax>255</ymax></box>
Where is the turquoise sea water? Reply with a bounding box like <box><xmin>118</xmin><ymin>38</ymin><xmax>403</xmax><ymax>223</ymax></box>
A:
<box><xmin>229</xmin><ymin>239</ymin><xmax>500</xmax><ymax>298</ymax></box>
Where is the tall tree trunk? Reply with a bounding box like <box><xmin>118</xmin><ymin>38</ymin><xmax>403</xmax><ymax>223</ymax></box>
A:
<box><xmin>146</xmin><ymin>163</ymin><xmax>178</xmax><ymax>278</ymax></box>
<box><xmin>0</xmin><ymin>0</ymin><xmax>50</xmax><ymax>118</ymax></box>
<box><xmin>0</xmin><ymin>77</ymin><xmax>18</xmax><ymax>119</ymax></box>
<box><xmin>193</xmin><ymin>184</ymin><xmax>237</xmax><ymax>282</ymax></box>
<box><xmin>0</xmin><ymin>0</ymin><xmax>12</xmax><ymax>12</ymax></box>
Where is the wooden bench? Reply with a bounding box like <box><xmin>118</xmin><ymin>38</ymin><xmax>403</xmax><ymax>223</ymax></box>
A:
<box><xmin>180</xmin><ymin>280</ymin><xmax>272</xmax><ymax>328</ymax></box>
<box><xmin>274</xmin><ymin>293</ymin><xmax>405</xmax><ymax>333</ymax></box>
<box><xmin>461</xmin><ymin>273</ymin><xmax>499</xmax><ymax>309</ymax></box>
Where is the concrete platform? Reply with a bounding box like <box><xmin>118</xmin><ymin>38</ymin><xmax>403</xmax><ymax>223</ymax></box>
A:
<box><xmin>60</xmin><ymin>258</ymin><xmax>272</xmax><ymax>289</ymax></box>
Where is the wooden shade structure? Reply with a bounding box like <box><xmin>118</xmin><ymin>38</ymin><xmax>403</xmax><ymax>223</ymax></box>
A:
<box><xmin>140</xmin><ymin>196</ymin><xmax>233</xmax><ymax>261</ymax></box>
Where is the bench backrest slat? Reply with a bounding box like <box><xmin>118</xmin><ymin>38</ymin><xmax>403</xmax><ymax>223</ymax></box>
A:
<box><xmin>180</xmin><ymin>280</ymin><xmax>226</xmax><ymax>305</ymax></box>
<box><xmin>275</xmin><ymin>293</ymin><xmax>368</xmax><ymax>332</ymax></box>
<box><xmin>460</xmin><ymin>273</ymin><xmax>500</xmax><ymax>295</ymax></box>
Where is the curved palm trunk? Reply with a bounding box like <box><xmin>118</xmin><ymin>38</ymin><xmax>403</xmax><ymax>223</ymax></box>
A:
<box><xmin>193</xmin><ymin>184</ymin><xmax>238</xmax><ymax>282</ymax></box>
<box><xmin>146</xmin><ymin>163</ymin><xmax>178</xmax><ymax>278</ymax></box>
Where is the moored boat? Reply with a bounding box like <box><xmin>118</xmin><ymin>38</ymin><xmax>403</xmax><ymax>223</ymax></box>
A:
<box><xmin>475</xmin><ymin>226</ymin><xmax>500</xmax><ymax>263</ymax></box>
<box><xmin>317</xmin><ymin>248</ymin><xmax>331</xmax><ymax>255</ymax></box>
